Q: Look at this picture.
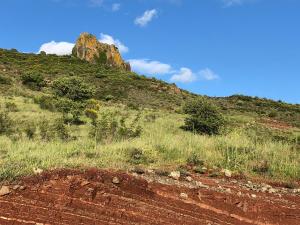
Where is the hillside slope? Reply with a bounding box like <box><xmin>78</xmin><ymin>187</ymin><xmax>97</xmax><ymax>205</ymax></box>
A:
<box><xmin>0</xmin><ymin>48</ymin><xmax>299</xmax><ymax>127</ymax></box>
<box><xmin>0</xmin><ymin>48</ymin><xmax>193</xmax><ymax>110</ymax></box>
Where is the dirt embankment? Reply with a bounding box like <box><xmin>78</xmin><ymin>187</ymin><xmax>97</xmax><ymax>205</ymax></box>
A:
<box><xmin>0</xmin><ymin>169</ymin><xmax>299</xmax><ymax>225</ymax></box>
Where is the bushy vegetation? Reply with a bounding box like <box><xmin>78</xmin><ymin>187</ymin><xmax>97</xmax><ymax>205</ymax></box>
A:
<box><xmin>90</xmin><ymin>111</ymin><xmax>142</xmax><ymax>144</ymax></box>
<box><xmin>52</xmin><ymin>77</ymin><xmax>95</xmax><ymax>101</ymax></box>
<box><xmin>0</xmin><ymin>110</ymin><xmax>15</xmax><ymax>135</ymax></box>
<box><xmin>183</xmin><ymin>98</ymin><xmax>225</xmax><ymax>135</ymax></box>
<box><xmin>0</xmin><ymin>96</ymin><xmax>299</xmax><ymax>183</ymax></box>
<box><xmin>21</xmin><ymin>73</ymin><xmax>45</xmax><ymax>90</ymax></box>
<box><xmin>0</xmin><ymin>49</ymin><xmax>300</xmax><ymax>183</ymax></box>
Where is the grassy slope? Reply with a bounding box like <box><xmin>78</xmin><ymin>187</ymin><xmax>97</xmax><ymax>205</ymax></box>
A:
<box><xmin>1</xmin><ymin>48</ymin><xmax>299</xmax><ymax>127</ymax></box>
<box><xmin>0</xmin><ymin>48</ymin><xmax>299</xmax><ymax>182</ymax></box>
<box><xmin>0</xmin><ymin>96</ymin><xmax>299</xmax><ymax>182</ymax></box>
<box><xmin>0</xmin><ymin>48</ymin><xmax>194</xmax><ymax>110</ymax></box>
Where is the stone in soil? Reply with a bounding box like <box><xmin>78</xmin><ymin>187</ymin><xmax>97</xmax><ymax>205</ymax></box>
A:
<box><xmin>169</xmin><ymin>171</ymin><xmax>181</xmax><ymax>180</ymax></box>
<box><xmin>0</xmin><ymin>186</ymin><xmax>10</xmax><ymax>196</ymax></box>
<box><xmin>180</xmin><ymin>192</ymin><xmax>188</xmax><ymax>199</ymax></box>
<box><xmin>222</xmin><ymin>169</ymin><xmax>232</xmax><ymax>178</ymax></box>
<box><xmin>112</xmin><ymin>177</ymin><xmax>120</xmax><ymax>184</ymax></box>
<box><xmin>33</xmin><ymin>168</ymin><xmax>43</xmax><ymax>175</ymax></box>
<box><xmin>185</xmin><ymin>176</ymin><xmax>193</xmax><ymax>182</ymax></box>
<box><xmin>12</xmin><ymin>185</ymin><xmax>21</xmax><ymax>190</ymax></box>
<box><xmin>81</xmin><ymin>181</ymin><xmax>90</xmax><ymax>186</ymax></box>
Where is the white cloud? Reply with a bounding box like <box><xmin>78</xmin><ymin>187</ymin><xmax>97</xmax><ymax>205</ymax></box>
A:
<box><xmin>199</xmin><ymin>68</ymin><xmax>219</xmax><ymax>80</ymax></box>
<box><xmin>112</xmin><ymin>3</ymin><xmax>121</xmax><ymax>11</ymax></box>
<box><xmin>170</xmin><ymin>68</ymin><xmax>197</xmax><ymax>83</ymax></box>
<box><xmin>38</xmin><ymin>41</ymin><xmax>74</xmax><ymax>55</ymax></box>
<box><xmin>99</xmin><ymin>33</ymin><xmax>129</xmax><ymax>53</ymax></box>
<box><xmin>129</xmin><ymin>59</ymin><xmax>172</xmax><ymax>75</ymax></box>
<box><xmin>134</xmin><ymin>9</ymin><xmax>158</xmax><ymax>27</ymax></box>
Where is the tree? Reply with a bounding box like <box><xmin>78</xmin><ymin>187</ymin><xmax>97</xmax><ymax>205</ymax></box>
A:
<box><xmin>52</xmin><ymin>77</ymin><xmax>95</xmax><ymax>101</ymax></box>
<box><xmin>183</xmin><ymin>98</ymin><xmax>225</xmax><ymax>135</ymax></box>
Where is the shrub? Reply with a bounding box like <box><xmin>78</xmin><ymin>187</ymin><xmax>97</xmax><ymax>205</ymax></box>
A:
<box><xmin>39</xmin><ymin>120</ymin><xmax>55</xmax><ymax>141</ymax></box>
<box><xmin>5</xmin><ymin>102</ymin><xmax>18</xmax><ymax>112</ymax></box>
<box><xmin>90</xmin><ymin>112</ymin><xmax>142</xmax><ymax>144</ymax></box>
<box><xmin>90</xmin><ymin>112</ymin><xmax>118</xmax><ymax>144</ymax></box>
<box><xmin>127</xmin><ymin>148</ymin><xmax>149</xmax><ymax>165</ymax></box>
<box><xmin>24</xmin><ymin>123</ymin><xmax>36</xmax><ymax>139</ymax></box>
<box><xmin>56</xmin><ymin>98</ymin><xmax>83</xmax><ymax>124</ymax></box>
<box><xmin>0</xmin><ymin>111</ymin><xmax>15</xmax><ymax>135</ymax></box>
<box><xmin>183</xmin><ymin>98</ymin><xmax>225</xmax><ymax>135</ymax></box>
<box><xmin>39</xmin><ymin>118</ymin><xmax>70</xmax><ymax>141</ymax></box>
<box><xmin>21</xmin><ymin>73</ymin><xmax>45</xmax><ymax>90</ymax></box>
<box><xmin>52</xmin><ymin>77</ymin><xmax>95</xmax><ymax>101</ymax></box>
<box><xmin>36</xmin><ymin>95</ymin><xmax>57</xmax><ymax>111</ymax></box>
<box><xmin>85</xmin><ymin>99</ymin><xmax>100</xmax><ymax>111</ymax></box>
<box><xmin>186</xmin><ymin>153</ymin><xmax>204</xmax><ymax>167</ymax></box>
<box><xmin>52</xmin><ymin>118</ymin><xmax>70</xmax><ymax>141</ymax></box>
<box><xmin>85</xmin><ymin>109</ymin><xmax>98</xmax><ymax>123</ymax></box>
<box><xmin>118</xmin><ymin>114</ymin><xmax>142</xmax><ymax>140</ymax></box>
<box><xmin>0</xmin><ymin>74</ymin><xmax>12</xmax><ymax>85</ymax></box>
<box><xmin>268</xmin><ymin>111</ymin><xmax>278</xmax><ymax>118</ymax></box>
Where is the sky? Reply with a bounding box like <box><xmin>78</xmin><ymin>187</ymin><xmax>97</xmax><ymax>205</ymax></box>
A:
<box><xmin>0</xmin><ymin>0</ymin><xmax>300</xmax><ymax>103</ymax></box>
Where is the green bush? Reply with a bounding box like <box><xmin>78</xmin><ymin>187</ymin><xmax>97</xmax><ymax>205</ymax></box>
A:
<box><xmin>0</xmin><ymin>74</ymin><xmax>12</xmax><ymax>85</ymax></box>
<box><xmin>0</xmin><ymin>111</ymin><xmax>15</xmax><ymax>135</ymax></box>
<box><xmin>186</xmin><ymin>153</ymin><xmax>204</xmax><ymax>167</ymax></box>
<box><xmin>36</xmin><ymin>95</ymin><xmax>57</xmax><ymax>111</ymax></box>
<box><xmin>55</xmin><ymin>98</ymin><xmax>83</xmax><ymax>124</ymax></box>
<box><xmin>127</xmin><ymin>148</ymin><xmax>149</xmax><ymax>165</ymax></box>
<box><xmin>21</xmin><ymin>73</ymin><xmax>45</xmax><ymax>90</ymax></box>
<box><xmin>5</xmin><ymin>102</ymin><xmax>18</xmax><ymax>112</ymax></box>
<box><xmin>90</xmin><ymin>112</ymin><xmax>142</xmax><ymax>144</ymax></box>
<box><xmin>52</xmin><ymin>118</ymin><xmax>71</xmax><ymax>141</ymax></box>
<box><xmin>268</xmin><ymin>111</ymin><xmax>278</xmax><ymax>118</ymax></box>
<box><xmin>52</xmin><ymin>77</ymin><xmax>95</xmax><ymax>101</ymax></box>
<box><xmin>39</xmin><ymin>120</ymin><xmax>55</xmax><ymax>141</ymax></box>
<box><xmin>183</xmin><ymin>98</ymin><xmax>225</xmax><ymax>135</ymax></box>
<box><xmin>24</xmin><ymin>123</ymin><xmax>36</xmax><ymax>139</ymax></box>
<box><xmin>38</xmin><ymin>118</ymin><xmax>70</xmax><ymax>141</ymax></box>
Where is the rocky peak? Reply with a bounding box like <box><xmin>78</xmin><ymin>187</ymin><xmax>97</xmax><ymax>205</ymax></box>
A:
<box><xmin>72</xmin><ymin>32</ymin><xmax>131</xmax><ymax>71</ymax></box>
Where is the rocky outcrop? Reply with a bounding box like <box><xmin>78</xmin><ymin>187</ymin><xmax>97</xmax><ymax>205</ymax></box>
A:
<box><xmin>72</xmin><ymin>32</ymin><xmax>131</xmax><ymax>71</ymax></box>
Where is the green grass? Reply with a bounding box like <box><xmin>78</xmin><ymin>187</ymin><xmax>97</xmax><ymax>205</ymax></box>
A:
<box><xmin>0</xmin><ymin>96</ymin><xmax>299</xmax><ymax>182</ymax></box>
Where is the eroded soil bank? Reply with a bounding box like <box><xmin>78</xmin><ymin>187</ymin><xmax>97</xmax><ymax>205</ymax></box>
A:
<box><xmin>0</xmin><ymin>169</ymin><xmax>299</xmax><ymax>225</ymax></box>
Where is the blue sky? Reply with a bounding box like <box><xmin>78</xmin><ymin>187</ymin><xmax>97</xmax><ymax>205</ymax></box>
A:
<box><xmin>1</xmin><ymin>0</ymin><xmax>300</xmax><ymax>103</ymax></box>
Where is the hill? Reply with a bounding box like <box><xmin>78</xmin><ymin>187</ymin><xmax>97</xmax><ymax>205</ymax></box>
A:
<box><xmin>0</xmin><ymin>45</ymin><xmax>299</xmax><ymax>183</ymax></box>
<box><xmin>0</xmin><ymin>48</ymin><xmax>193</xmax><ymax>110</ymax></box>
<box><xmin>1</xmin><ymin>47</ymin><xmax>299</xmax><ymax>127</ymax></box>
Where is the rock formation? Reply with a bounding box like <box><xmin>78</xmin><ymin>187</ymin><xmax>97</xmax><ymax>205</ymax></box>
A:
<box><xmin>72</xmin><ymin>32</ymin><xmax>131</xmax><ymax>71</ymax></box>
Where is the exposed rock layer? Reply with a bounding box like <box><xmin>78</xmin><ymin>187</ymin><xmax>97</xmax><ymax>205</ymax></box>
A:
<box><xmin>72</xmin><ymin>32</ymin><xmax>131</xmax><ymax>71</ymax></box>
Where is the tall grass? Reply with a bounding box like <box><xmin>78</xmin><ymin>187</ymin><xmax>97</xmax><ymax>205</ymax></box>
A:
<box><xmin>0</xmin><ymin>96</ymin><xmax>299</xmax><ymax>181</ymax></box>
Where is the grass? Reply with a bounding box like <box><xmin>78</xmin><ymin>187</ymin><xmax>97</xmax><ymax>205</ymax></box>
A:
<box><xmin>0</xmin><ymin>95</ymin><xmax>299</xmax><ymax>182</ymax></box>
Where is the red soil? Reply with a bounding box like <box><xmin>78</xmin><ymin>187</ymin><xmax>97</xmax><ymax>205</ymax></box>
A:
<box><xmin>0</xmin><ymin>169</ymin><xmax>299</xmax><ymax>225</ymax></box>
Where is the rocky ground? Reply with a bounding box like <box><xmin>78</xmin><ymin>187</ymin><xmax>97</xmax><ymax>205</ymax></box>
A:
<box><xmin>0</xmin><ymin>168</ymin><xmax>299</xmax><ymax>225</ymax></box>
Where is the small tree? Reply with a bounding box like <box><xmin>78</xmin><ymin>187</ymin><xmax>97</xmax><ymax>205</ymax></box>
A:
<box><xmin>52</xmin><ymin>77</ymin><xmax>95</xmax><ymax>124</ymax></box>
<box><xmin>52</xmin><ymin>77</ymin><xmax>95</xmax><ymax>102</ymax></box>
<box><xmin>55</xmin><ymin>98</ymin><xmax>83</xmax><ymax>123</ymax></box>
<box><xmin>183</xmin><ymin>98</ymin><xmax>225</xmax><ymax>135</ymax></box>
<box><xmin>21</xmin><ymin>73</ymin><xmax>45</xmax><ymax>90</ymax></box>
